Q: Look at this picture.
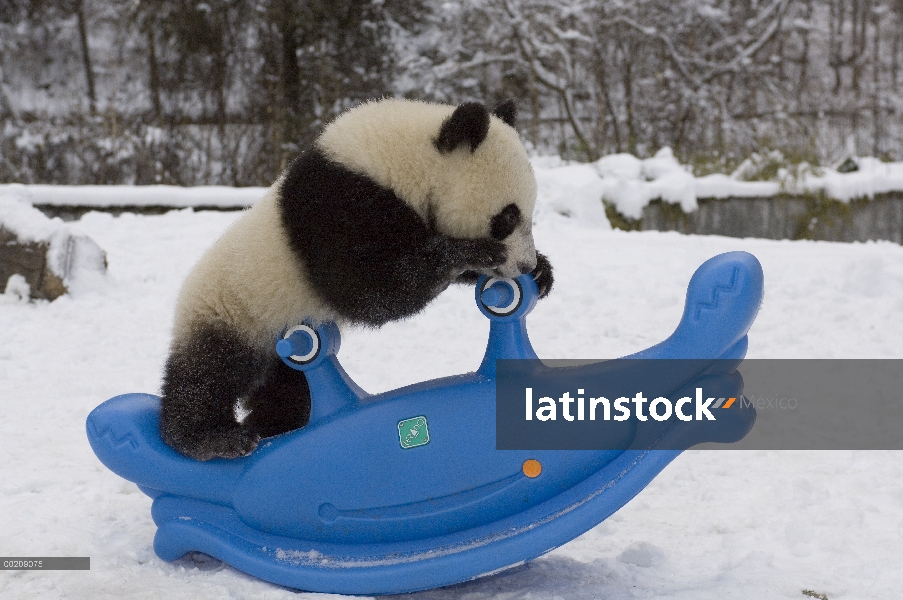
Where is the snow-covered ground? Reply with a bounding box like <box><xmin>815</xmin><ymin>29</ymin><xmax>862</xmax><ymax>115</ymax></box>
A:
<box><xmin>1</xmin><ymin>186</ymin><xmax>902</xmax><ymax>599</ymax></box>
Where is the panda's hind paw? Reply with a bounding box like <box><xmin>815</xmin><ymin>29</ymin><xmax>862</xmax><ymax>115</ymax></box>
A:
<box><xmin>173</xmin><ymin>425</ymin><xmax>261</xmax><ymax>461</ymax></box>
<box><xmin>217</xmin><ymin>427</ymin><xmax>261</xmax><ymax>459</ymax></box>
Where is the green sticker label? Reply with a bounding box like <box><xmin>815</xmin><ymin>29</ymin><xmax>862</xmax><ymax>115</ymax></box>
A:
<box><xmin>398</xmin><ymin>416</ymin><xmax>430</xmax><ymax>449</ymax></box>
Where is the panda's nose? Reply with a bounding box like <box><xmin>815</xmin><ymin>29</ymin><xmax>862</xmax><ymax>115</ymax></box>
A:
<box><xmin>518</xmin><ymin>261</ymin><xmax>534</xmax><ymax>275</ymax></box>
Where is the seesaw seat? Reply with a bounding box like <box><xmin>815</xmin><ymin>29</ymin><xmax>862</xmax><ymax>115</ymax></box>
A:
<box><xmin>87</xmin><ymin>251</ymin><xmax>763</xmax><ymax>595</ymax></box>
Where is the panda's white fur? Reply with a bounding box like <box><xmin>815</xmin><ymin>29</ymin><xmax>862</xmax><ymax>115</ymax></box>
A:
<box><xmin>170</xmin><ymin>181</ymin><xmax>338</xmax><ymax>352</ymax></box>
<box><xmin>160</xmin><ymin>98</ymin><xmax>552</xmax><ymax>460</ymax></box>
<box><xmin>317</xmin><ymin>99</ymin><xmax>537</xmax><ymax>252</ymax></box>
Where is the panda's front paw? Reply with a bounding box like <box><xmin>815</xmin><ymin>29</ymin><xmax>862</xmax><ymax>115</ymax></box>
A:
<box><xmin>456</xmin><ymin>270</ymin><xmax>481</xmax><ymax>284</ymax></box>
<box><xmin>532</xmin><ymin>251</ymin><xmax>553</xmax><ymax>298</ymax></box>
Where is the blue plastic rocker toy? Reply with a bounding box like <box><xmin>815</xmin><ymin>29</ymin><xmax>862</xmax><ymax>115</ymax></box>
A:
<box><xmin>86</xmin><ymin>250</ymin><xmax>763</xmax><ymax>595</ymax></box>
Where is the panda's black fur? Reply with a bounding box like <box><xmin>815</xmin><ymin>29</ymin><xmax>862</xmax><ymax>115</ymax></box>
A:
<box><xmin>160</xmin><ymin>99</ymin><xmax>553</xmax><ymax>461</ymax></box>
<box><xmin>279</xmin><ymin>149</ymin><xmax>510</xmax><ymax>326</ymax></box>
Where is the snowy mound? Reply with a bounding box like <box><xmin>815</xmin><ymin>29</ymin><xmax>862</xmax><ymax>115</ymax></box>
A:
<box><xmin>788</xmin><ymin>156</ymin><xmax>903</xmax><ymax>201</ymax></box>
<box><xmin>534</xmin><ymin>150</ymin><xmax>903</xmax><ymax>221</ymax></box>
<box><xmin>0</xmin><ymin>188</ymin><xmax>107</xmax><ymax>301</ymax></box>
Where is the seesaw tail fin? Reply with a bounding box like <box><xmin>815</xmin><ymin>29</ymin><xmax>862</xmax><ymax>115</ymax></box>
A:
<box><xmin>86</xmin><ymin>394</ymin><xmax>244</xmax><ymax>504</ymax></box>
<box><xmin>626</xmin><ymin>251</ymin><xmax>763</xmax><ymax>361</ymax></box>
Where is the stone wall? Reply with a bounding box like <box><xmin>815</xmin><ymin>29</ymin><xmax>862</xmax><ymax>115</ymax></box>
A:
<box><xmin>607</xmin><ymin>192</ymin><xmax>903</xmax><ymax>244</ymax></box>
<box><xmin>34</xmin><ymin>204</ymin><xmax>245</xmax><ymax>222</ymax></box>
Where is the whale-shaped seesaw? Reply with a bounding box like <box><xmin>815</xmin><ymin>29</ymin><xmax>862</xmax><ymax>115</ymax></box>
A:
<box><xmin>86</xmin><ymin>251</ymin><xmax>763</xmax><ymax>595</ymax></box>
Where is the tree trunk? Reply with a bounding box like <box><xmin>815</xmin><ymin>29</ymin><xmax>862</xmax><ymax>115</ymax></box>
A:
<box><xmin>75</xmin><ymin>0</ymin><xmax>96</xmax><ymax>115</ymax></box>
<box><xmin>147</xmin><ymin>26</ymin><xmax>161</xmax><ymax>120</ymax></box>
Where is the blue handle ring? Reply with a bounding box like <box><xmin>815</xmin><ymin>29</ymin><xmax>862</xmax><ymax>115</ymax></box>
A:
<box><xmin>276</xmin><ymin>322</ymin><xmax>342</xmax><ymax>371</ymax></box>
<box><xmin>277</xmin><ymin>324</ymin><xmax>319</xmax><ymax>365</ymax></box>
<box><xmin>475</xmin><ymin>274</ymin><xmax>539</xmax><ymax>321</ymax></box>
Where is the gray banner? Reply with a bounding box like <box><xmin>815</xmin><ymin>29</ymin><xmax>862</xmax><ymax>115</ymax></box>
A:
<box><xmin>711</xmin><ymin>359</ymin><xmax>903</xmax><ymax>450</ymax></box>
<box><xmin>496</xmin><ymin>359</ymin><xmax>903</xmax><ymax>450</ymax></box>
<box><xmin>1</xmin><ymin>558</ymin><xmax>90</xmax><ymax>570</ymax></box>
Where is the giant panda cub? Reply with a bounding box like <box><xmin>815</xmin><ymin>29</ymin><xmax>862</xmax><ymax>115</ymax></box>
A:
<box><xmin>161</xmin><ymin>98</ymin><xmax>554</xmax><ymax>460</ymax></box>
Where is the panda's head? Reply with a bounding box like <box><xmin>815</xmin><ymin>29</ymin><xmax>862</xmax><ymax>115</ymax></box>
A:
<box><xmin>317</xmin><ymin>99</ymin><xmax>538</xmax><ymax>279</ymax></box>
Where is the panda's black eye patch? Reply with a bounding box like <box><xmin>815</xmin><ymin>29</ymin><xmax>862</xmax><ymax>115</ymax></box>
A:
<box><xmin>490</xmin><ymin>204</ymin><xmax>521</xmax><ymax>240</ymax></box>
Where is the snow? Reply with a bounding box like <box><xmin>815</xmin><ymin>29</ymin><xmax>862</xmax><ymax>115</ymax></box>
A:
<box><xmin>2</xmin><ymin>273</ymin><xmax>30</xmax><ymax>302</ymax></box>
<box><xmin>0</xmin><ymin>187</ymin><xmax>69</xmax><ymax>242</ymax></box>
<box><xmin>537</xmin><ymin>150</ymin><xmax>903</xmax><ymax>220</ymax></box>
<box><xmin>1</xmin><ymin>187</ymin><xmax>902</xmax><ymax>598</ymax></box>
<box><xmin>799</xmin><ymin>157</ymin><xmax>903</xmax><ymax>202</ymax></box>
<box><xmin>0</xmin><ymin>183</ymin><xmax>266</xmax><ymax>209</ymax></box>
<box><xmin>591</xmin><ymin>148</ymin><xmax>701</xmax><ymax>217</ymax></box>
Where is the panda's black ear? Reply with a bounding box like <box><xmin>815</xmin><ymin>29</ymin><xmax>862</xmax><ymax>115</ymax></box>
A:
<box><xmin>492</xmin><ymin>99</ymin><xmax>517</xmax><ymax>128</ymax></box>
<box><xmin>435</xmin><ymin>102</ymin><xmax>490</xmax><ymax>154</ymax></box>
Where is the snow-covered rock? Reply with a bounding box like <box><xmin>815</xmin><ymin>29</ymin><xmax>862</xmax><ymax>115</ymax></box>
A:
<box><xmin>0</xmin><ymin>189</ymin><xmax>107</xmax><ymax>300</ymax></box>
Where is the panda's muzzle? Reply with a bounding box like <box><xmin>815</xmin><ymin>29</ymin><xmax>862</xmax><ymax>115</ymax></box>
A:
<box><xmin>493</xmin><ymin>252</ymin><xmax>536</xmax><ymax>278</ymax></box>
<box><xmin>494</xmin><ymin>230</ymin><xmax>536</xmax><ymax>278</ymax></box>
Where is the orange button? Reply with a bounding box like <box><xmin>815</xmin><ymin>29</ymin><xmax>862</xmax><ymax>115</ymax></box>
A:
<box><xmin>522</xmin><ymin>459</ymin><xmax>542</xmax><ymax>478</ymax></box>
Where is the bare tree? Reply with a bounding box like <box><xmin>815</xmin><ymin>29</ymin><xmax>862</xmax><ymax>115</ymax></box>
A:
<box><xmin>2</xmin><ymin>0</ymin><xmax>903</xmax><ymax>184</ymax></box>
